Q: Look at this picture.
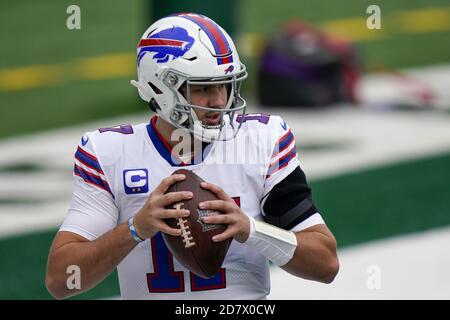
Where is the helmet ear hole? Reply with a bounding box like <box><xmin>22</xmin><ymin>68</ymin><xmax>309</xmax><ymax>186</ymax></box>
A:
<box><xmin>149</xmin><ymin>98</ymin><xmax>161</xmax><ymax>112</ymax></box>
<box><xmin>148</xmin><ymin>82</ymin><xmax>162</xmax><ymax>95</ymax></box>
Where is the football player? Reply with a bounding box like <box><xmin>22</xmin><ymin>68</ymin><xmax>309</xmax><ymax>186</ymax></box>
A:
<box><xmin>46</xmin><ymin>13</ymin><xmax>339</xmax><ymax>299</ymax></box>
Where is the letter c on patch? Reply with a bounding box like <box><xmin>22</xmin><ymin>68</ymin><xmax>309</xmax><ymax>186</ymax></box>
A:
<box><xmin>123</xmin><ymin>169</ymin><xmax>149</xmax><ymax>194</ymax></box>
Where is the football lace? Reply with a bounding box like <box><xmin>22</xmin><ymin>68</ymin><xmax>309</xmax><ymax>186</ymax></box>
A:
<box><xmin>177</xmin><ymin>217</ymin><xmax>196</xmax><ymax>248</ymax></box>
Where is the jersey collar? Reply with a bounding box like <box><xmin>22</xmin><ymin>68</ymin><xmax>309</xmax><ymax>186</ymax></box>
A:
<box><xmin>146</xmin><ymin>116</ymin><xmax>211</xmax><ymax>167</ymax></box>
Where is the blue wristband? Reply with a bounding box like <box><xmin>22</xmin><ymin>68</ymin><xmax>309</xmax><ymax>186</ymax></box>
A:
<box><xmin>128</xmin><ymin>216</ymin><xmax>145</xmax><ymax>243</ymax></box>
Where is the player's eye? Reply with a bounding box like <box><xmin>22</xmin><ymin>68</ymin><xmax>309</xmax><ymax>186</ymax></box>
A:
<box><xmin>191</xmin><ymin>84</ymin><xmax>226</xmax><ymax>95</ymax></box>
<box><xmin>192</xmin><ymin>86</ymin><xmax>208</xmax><ymax>93</ymax></box>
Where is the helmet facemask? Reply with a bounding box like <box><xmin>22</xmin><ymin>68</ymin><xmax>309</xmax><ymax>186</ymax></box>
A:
<box><xmin>163</xmin><ymin>66</ymin><xmax>248</xmax><ymax>142</ymax></box>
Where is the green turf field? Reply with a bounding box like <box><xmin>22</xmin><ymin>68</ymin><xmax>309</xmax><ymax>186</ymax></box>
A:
<box><xmin>0</xmin><ymin>78</ymin><xmax>142</xmax><ymax>138</ymax></box>
<box><xmin>313</xmin><ymin>152</ymin><xmax>450</xmax><ymax>247</ymax></box>
<box><xmin>1</xmin><ymin>0</ymin><xmax>449</xmax><ymax>139</ymax></box>
<box><xmin>0</xmin><ymin>0</ymin><xmax>146</xmax><ymax>68</ymax></box>
<box><xmin>0</xmin><ymin>0</ymin><xmax>146</xmax><ymax>138</ymax></box>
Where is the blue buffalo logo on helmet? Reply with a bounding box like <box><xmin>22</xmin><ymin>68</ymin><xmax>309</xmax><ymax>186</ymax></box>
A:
<box><xmin>137</xmin><ymin>27</ymin><xmax>195</xmax><ymax>65</ymax></box>
<box><xmin>224</xmin><ymin>65</ymin><xmax>234</xmax><ymax>74</ymax></box>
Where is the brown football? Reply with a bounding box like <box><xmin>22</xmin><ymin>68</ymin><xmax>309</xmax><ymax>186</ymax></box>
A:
<box><xmin>162</xmin><ymin>169</ymin><xmax>231</xmax><ymax>279</ymax></box>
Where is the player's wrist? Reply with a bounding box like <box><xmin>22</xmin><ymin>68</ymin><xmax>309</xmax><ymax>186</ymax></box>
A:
<box><xmin>234</xmin><ymin>215</ymin><xmax>252</xmax><ymax>243</ymax></box>
<box><xmin>128</xmin><ymin>216</ymin><xmax>146</xmax><ymax>243</ymax></box>
<box><xmin>245</xmin><ymin>216</ymin><xmax>298</xmax><ymax>266</ymax></box>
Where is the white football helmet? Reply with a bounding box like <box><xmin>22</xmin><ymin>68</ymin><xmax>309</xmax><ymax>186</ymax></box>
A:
<box><xmin>131</xmin><ymin>13</ymin><xmax>248</xmax><ymax>142</ymax></box>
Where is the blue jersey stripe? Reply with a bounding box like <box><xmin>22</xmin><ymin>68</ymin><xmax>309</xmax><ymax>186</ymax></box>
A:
<box><xmin>74</xmin><ymin>164</ymin><xmax>112</xmax><ymax>195</ymax></box>
<box><xmin>146</xmin><ymin>119</ymin><xmax>184</xmax><ymax>167</ymax></box>
<box><xmin>75</xmin><ymin>147</ymin><xmax>104</xmax><ymax>174</ymax></box>
<box><xmin>267</xmin><ymin>147</ymin><xmax>297</xmax><ymax>177</ymax></box>
<box><xmin>277</xmin><ymin>131</ymin><xmax>294</xmax><ymax>154</ymax></box>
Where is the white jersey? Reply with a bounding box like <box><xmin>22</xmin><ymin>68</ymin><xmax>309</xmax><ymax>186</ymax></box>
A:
<box><xmin>60</xmin><ymin>114</ymin><xmax>324</xmax><ymax>299</ymax></box>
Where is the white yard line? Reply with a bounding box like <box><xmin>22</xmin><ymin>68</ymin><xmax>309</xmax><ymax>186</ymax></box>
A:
<box><xmin>279</xmin><ymin>107</ymin><xmax>450</xmax><ymax>179</ymax></box>
<box><xmin>0</xmin><ymin>201</ymin><xmax>71</xmax><ymax>238</ymax></box>
<box><xmin>269</xmin><ymin>226</ymin><xmax>450</xmax><ymax>299</ymax></box>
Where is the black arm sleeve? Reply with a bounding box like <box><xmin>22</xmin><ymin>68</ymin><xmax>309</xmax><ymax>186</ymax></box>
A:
<box><xmin>261</xmin><ymin>166</ymin><xmax>319</xmax><ymax>230</ymax></box>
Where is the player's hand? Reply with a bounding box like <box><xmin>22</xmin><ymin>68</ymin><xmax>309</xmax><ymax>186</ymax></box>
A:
<box><xmin>199</xmin><ymin>182</ymin><xmax>250</xmax><ymax>243</ymax></box>
<box><xmin>133</xmin><ymin>174</ymin><xmax>192</xmax><ymax>239</ymax></box>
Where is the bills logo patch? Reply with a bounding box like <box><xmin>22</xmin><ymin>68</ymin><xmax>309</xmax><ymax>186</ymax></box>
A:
<box><xmin>137</xmin><ymin>27</ymin><xmax>195</xmax><ymax>65</ymax></box>
<box><xmin>224</xmin><ymin>65</ymin><xmax>234</xmax><ymax>74</ymax></box>
<box><xmin>123</xmin><ymin>169</ymin><xmax>149</xmax><ymax>194</ymax></box>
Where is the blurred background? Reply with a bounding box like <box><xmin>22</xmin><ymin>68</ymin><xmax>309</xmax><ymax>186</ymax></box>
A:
<box><xmin>0</xmin><ymin>0</ymin><xmax>449</xmax><ymax>299</ymax></box>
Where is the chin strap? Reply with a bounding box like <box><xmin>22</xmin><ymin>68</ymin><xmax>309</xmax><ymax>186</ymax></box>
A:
<box><xmin>245</xmin><ymin>216</ymin><xmax>298</xmax><ymax>266</ymax></box>
<box><xmin>190</xmin><ymin>109</ymin><xmax>220</xmax><ymax>142</ymax></box>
